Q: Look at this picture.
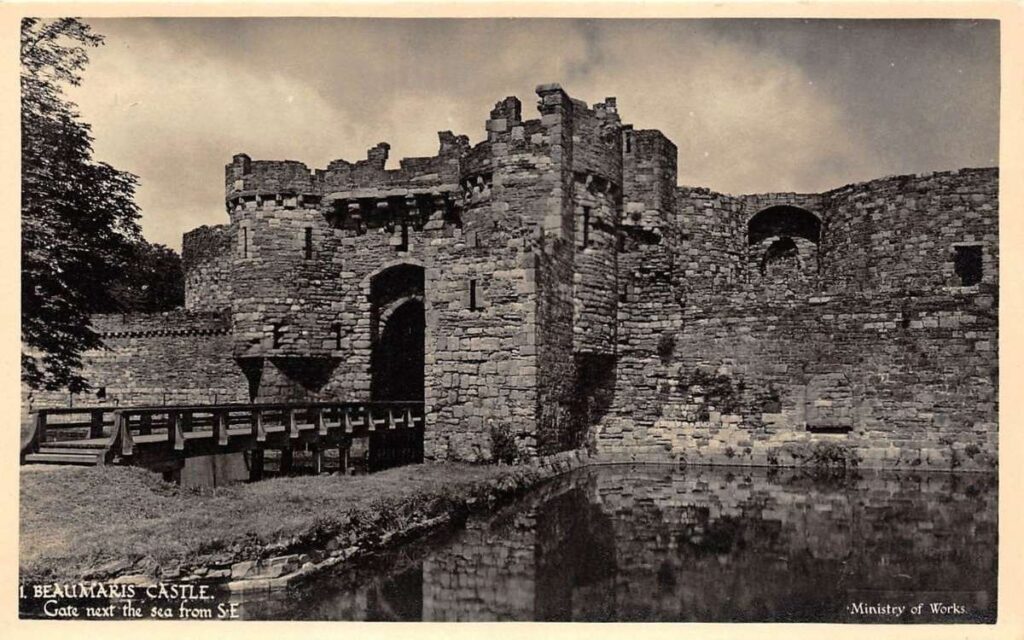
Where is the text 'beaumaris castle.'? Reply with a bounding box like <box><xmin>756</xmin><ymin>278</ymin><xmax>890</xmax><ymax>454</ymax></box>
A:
<box><xmin>32</xmin><ymin>84</ymin><xmax>998</xmax><ymax>470</ymax></box>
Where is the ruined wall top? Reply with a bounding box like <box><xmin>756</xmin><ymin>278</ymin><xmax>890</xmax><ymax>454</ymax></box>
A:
<box><xmin>225</xmin><ymin>130</ymin><xmax>469</xmax><ymax>203</ymax></box>
<box><xmin>226</xmin><ymin>84</ymin><xmax>641</xmax><ymax>205</ymax></box>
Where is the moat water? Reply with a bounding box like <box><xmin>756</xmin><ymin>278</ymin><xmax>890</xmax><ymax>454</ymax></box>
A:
<box><xmin>233</xmin><ymin>464</ymin><xmax>997</xmax><ymax>623</ymax></box>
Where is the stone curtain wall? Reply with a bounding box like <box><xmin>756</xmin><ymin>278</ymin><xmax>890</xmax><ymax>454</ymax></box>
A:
<box><xmin>593</xmin><ymin>166</ymin><xmax>998</xmax><ymax>470</ymax></box>
<box><xmin>823</xmin><ymin>168</ymin><xmax>998</xmax><ymax>292</ymax></box>
<box><xmin>24</xmin><ymin>312</ymin><xmax>249</xmax><ymax>416</ymax></box>
<box><xmin>675</xmin><ymin>187</ymin><xmax>745</xmax><ymax>292</ymax></box>
<box><xmin>640</xmin><ymin>291</ymin><xmax>998</xmax><ymax>470</ymax></box>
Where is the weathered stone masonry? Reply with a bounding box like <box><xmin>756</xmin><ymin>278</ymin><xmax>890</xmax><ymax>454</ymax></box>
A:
<box><xmin>25</xmin><ymin>84</ymin><xmax>998</xmax><ymax>470</ymax></box>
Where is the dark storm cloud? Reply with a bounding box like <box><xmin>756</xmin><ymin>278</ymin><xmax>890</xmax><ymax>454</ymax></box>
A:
<box><xmin>71</xmin><ymin>18</ymin><xmax>999</xmax><ymax>249</ymax></box>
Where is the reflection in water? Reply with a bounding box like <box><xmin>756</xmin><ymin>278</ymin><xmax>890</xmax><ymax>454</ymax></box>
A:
<box><xmin>237</xmin><ymin>465</ymin><xmax>997</xmax><ymax>623</ymax></box>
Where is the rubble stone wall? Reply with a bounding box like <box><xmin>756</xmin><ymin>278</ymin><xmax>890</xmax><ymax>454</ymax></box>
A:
<box><xmin>182</xmin><ymin>225</ymin><xmax>234</xmax><ymax>312</ymax></box>
<box><xmin>823</xmin><ymin>168</ymin><xmax>998</xmax><ymax>292</ymax></box>
<box><xmin>594</xmin><ymin>167</ymin><xmax>999</xmax><ymax>470</ymax></box>
<box><xmin>24</xmin><ymin>312</ymin><xmax>248</xmax><ymax>417</ymax></box>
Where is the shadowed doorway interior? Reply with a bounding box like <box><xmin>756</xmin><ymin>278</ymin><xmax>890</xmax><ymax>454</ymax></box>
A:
<box><xmin>369</xmin><ymin>264</ymin><xmax>425</xmax><ymax>469</ymax></box>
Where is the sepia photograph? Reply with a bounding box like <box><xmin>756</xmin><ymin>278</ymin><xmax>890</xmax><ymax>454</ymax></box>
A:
<box><xmin>14</xmin><ymin>9</ymin><xmax>1005</xmax><ymax>626</ymax></box>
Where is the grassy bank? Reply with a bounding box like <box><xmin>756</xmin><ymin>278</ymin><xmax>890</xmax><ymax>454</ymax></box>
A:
<box><xmin>20</xmin><ymin>460</ymin><xmax>565</xmax><ymax>583</ymax></box>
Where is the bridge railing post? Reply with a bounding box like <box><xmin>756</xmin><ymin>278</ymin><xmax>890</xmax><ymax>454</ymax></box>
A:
<box><xmin>170</xmin><ymin>411</ymin><xmax>185</xmax><ymax>451</ymax></box>
<box><xmin>89</xmin><ymin>409</ymin><xmax>105</xmax><ymax>439</ymax></box>
<box><xmin>253</xmin><ymin>408</ymin><xmax>266</xmax><ymax>442</ymax></box>
<box><xmin>339</xmin><ymin>445</ymin><xmax>348</xmax><ymax>474</ymax></box>
<box><xmin>36</xmin><ymin>411</ymin><xmax>49</xmax><ymax>447</ymax></box>
<box><xmin>215</xmin><ymin>409</ymin><xmax>228</xmax><ymax>447</ymax></box>
<box><xmin>249</xmin><ymin>448</ymin><xmax>264</xmax><ymax>481</ymax></box>
<box><xmin>312</xmin><ymin>446</ymin><xmax>323</xmax><ymax>474</ymax></box>
<box><xmin>116</xmin><ymin>411</ymin><xmax>134</xmax><ymax>457</ymax></box>
<box><xmin>315</xmin><ymin>407</ymin><xmax>327</xmax><ymax>437</ymax></box>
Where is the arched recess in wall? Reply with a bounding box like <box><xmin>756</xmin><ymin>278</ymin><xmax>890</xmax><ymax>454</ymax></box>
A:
<box><xmin>747</xmin><ymin>205</ymin><xmax>822</xmax><ymax>279</ymax></box>
<box><xmin>368</xmin><ymin>263</ymin><xmax>425</xmax><ymax>403</ymax></box>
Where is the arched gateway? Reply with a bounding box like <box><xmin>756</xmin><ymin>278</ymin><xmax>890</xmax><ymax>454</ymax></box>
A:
<box><xmin>367</xmin><ymin>263</ymin><xmax>425</xmax><ymax>468</ymax></box>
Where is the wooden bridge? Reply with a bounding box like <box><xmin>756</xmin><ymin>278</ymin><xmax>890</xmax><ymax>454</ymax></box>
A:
<box><xmin>20</xmin><ymin>401</ymin><xmax>425</xmax><ymax>478</ymax></box>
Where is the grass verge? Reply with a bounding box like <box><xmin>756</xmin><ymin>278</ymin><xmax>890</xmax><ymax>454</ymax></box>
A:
<box><xmin>20</xmin><ymin>462</ymin><xmax>549</xmax><ymax>582</ymax></box>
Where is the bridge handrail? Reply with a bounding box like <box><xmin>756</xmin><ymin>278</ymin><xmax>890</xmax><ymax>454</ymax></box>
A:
<box><xmin>20</xmin><ymin>407</ymin><xmax>112</xmax><ymax>463</ymax></box>
<box><xmin>110</xmin><ymin>401</ymin><xmax>424</xmax><ymax>458</ymax></box>
<box><xmin>23</xmin><ymin>401</ymin><xmax>424</xmax><ymax>463</ymax></box>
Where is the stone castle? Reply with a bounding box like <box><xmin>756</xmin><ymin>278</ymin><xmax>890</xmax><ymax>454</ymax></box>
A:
<box><xmin>27</xmin><ymin>83</ymin><xmax>999</xmax><ymax>470</ymax></box>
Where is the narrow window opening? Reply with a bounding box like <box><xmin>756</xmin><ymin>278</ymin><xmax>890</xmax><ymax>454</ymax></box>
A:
<box><xmin>469</xmin><ymin>279</ymin><xmax>479</xmax><ymax>311</ymax></box>
<box><xmin>272</xmin><ymin>323</ymin><xmax>283</xmax><ymax>348</ymax></box>
<box><xmin>332</xmin><ymin>323</ymin><xmax>342</xmax><ymax>350</ymax></box>
<box><xmin>954</xmin><ymin>245</ymin><xmax>983</xmax><ymax>286</ymax></box>
<box><xmin>96</xmin><ymin>386</ymin><xmax>106</xmax><ymax>400</ymax></box>
<box><xmin>806</xmin><ymin>424</ymin><xmax>853</xmax><ymax>434</ymax></box>
<box><xmin>396</xmin><ymin>221</ymin><xmax>409</xmax><ymax>252</ymax></box>
<box><xmin>304</xmin><ymin>227</ymin><xmax>313</xmax><ymax>260</ymax></box>
<box><xmin>242</xmin><ymin>227</ymin><xmax>249</xmax><ymax>258</ymax></box>
<box><xmin>624</xmin><ymin>132</ymin><xmax>632</xmax><ymax>154</ymax></box>
<box><xmin>584</xmin><ymin>207</ymin><xmax>591</xmax><ymax>247</ymax></box>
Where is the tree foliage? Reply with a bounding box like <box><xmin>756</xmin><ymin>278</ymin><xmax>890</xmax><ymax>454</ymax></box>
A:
<box><xmin>106</xmin><ymin>241</ymin><xmax>185</xmax><ymax>313</ymax></box>
<box><xmin>22</xmin><ymin>18</ymin><xmax>142</xmax><ymax>392</ymax></box>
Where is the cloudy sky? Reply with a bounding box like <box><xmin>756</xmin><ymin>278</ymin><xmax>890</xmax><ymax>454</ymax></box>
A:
<box><xmin>69</xmin><ymin>18</ymin><xmax>999</xmax><ymax>250</ymax></box>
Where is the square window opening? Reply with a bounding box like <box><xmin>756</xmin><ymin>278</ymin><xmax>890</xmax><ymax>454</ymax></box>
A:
<box><xmin>954</xmin><ymin>245</ymin><xmax>983</xmax><ymax>286</ymax></box>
